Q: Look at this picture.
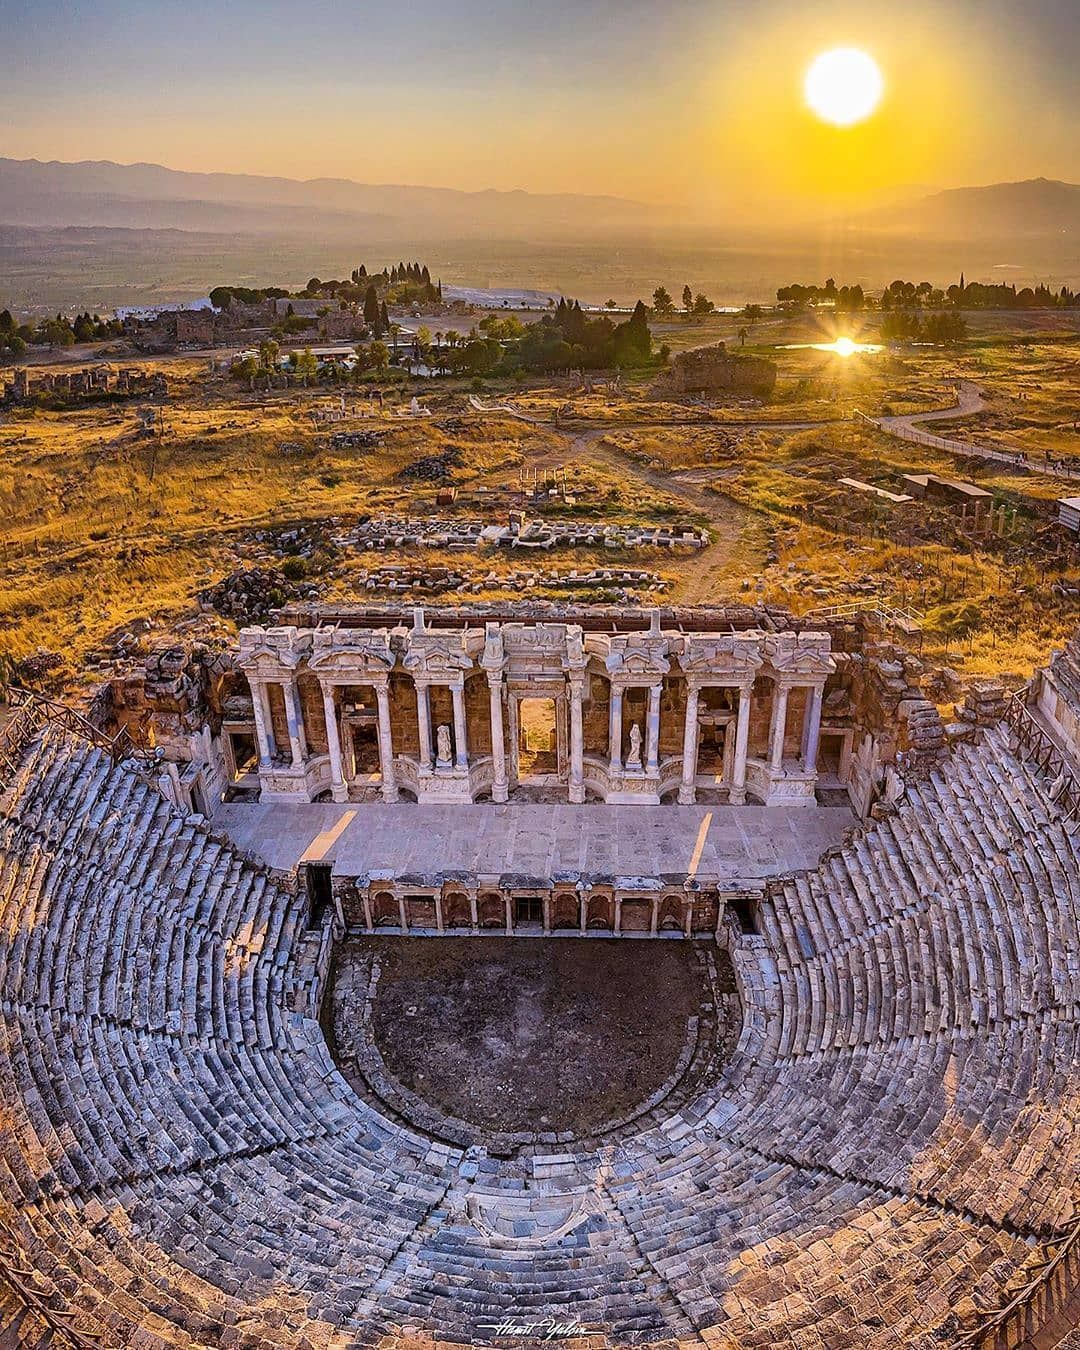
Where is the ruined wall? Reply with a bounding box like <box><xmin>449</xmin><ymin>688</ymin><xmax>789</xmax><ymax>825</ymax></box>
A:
<box><xmin>584</xmin><ymin>675</ymin><xmax>609</xmax><ymax>758</ymax></box>
<box><xmin>650</xmin><ymin>344</ymin><xmax>777</xmax><ymax>401</ymax></box>
<box><xmin>464</xmin><ymin>674</ymin><xmax>493</xmax><ymax>757</ymax></box>
<box><xmin>297</xmin><ymin>674</ymin><xmax>328</xmax><ymax>754</ymax></box>
<box><xmin>388</xmin><ymin>674</ymin><xmax>420</xmax><ymax>758</ymax></box>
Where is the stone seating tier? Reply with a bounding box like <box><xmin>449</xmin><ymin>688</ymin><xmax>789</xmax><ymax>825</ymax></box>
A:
<box><xmin>0</xmin><ymin>717</ymin><xmax>1078</xmax><ymax>1346</ymax></box>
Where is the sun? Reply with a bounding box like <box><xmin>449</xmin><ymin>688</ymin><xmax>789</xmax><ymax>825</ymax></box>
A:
<box><xmin>804</xmin><ymin>47</ymin><xmax>884</xmax><ymax>127</ymax></box>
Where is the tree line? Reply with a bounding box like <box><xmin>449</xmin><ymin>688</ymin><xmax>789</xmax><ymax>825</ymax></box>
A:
<box><xmin>209</xmin><ymin>261</ymin><xmax>442</xmax><ymax>316</ymax></box>
<box><xmin>776</xmin><ymin>276</ymin><xmax>1079</xmax><ymax>312</ymax></box>
<box><xmin>0</xmin><ymin>309</ymin><xmax>123</xmax><ymax>356</ymax></box>
<box><xmin>231</xmin><ymin>296</ymin><xmax>660</xmax><ymax>386</ymax></box>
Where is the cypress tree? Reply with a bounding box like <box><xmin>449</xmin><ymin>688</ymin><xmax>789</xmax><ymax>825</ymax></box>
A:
<box><xmin>363</xmin><ymin>285</ymin><xmax>380</xmax><ymax>326</ymax></box>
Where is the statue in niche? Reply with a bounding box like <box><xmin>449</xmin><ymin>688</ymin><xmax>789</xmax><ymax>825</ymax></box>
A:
<box><xmin>436</xmin><ymin>723</ymin><xmax>452</xmax><ymax>768</ymax></box>
<box><xmin>626</xmin><ymin>721</ymin><xmax>643</xmax><ymax>769</ymax></box>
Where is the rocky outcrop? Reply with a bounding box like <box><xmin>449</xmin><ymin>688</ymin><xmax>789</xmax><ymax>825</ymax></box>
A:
<box><xmin>650</xmin><ymin>343</ymin><xmax>777</xmax><ymax>400</ymax></box>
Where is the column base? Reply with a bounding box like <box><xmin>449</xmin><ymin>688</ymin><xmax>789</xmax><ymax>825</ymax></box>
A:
<box><xmin>678</xmin><ymin>784</ymin><xmax>697</xmax><ymax>805</ymax></box>
<box><xmin>492</xmin><ymin>781</ymin><xmax>509</xmax><ymax>804</ymax></box>
<box><xmin>330</xmin><ymin>783</ymin><xmax>349</xmax><ymax>804</ymax></box>
<box><xmin>380</xmin><ymin>784</ymin><xmax>400</xmax><ymax>804</ymax></box>
<box><xmin>568</xmin><ymin>781</ymin><xmax>585</xmax><ymax>804</ymax></box>
<box><xmin>728</xmin><ymin>785</ymin><xmax>747</xmax><ymax>806</ymax></box>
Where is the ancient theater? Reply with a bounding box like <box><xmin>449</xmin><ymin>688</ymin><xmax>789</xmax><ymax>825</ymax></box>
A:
<box><xmin>0</xmin><ymin>606</ymin><xmax>1079</xmax><ymax>1347</ymax></box>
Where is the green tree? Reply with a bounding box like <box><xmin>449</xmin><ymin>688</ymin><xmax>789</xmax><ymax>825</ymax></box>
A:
<box><xmin>258</xmin><ymin>339</ymin><xmax>280</xmax><ymax>372</ymax></box>
<box><xmin>292</xmin><ymin>348</ymin><xmax>318</xmax><ymax>386</ymax></box>
<box><xmin>682</xmin><ymin>284</ymin><xmax>693</xmax><ymax>317</ymax></box>
<box><xmin>652</xmin><ymin>286</ymin><xmax>675</xmax><ymax>318</ymax></box>
<box><xmin>363</xmin><ymin>285</ymin><xmax>380</xmax><ymax>328</ymax></box>
<box><xmin>369</xmin><ymin>340</ymin><xmax>390</xmax><ymax>376</ymax></box>
<box><xmin>42</xmin><ymin>317</ymin><xmax>74</xmax><ymax>348</ymax></box>
<box><xmin>232</xmin><ymin>355</ymin><xmax>260</xmax><ymax>389</ymax></box>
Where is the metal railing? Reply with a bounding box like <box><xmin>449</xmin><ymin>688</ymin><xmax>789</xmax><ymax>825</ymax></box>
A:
<box><xmin>855</xmin><ymin>408</ymin><xmax>1080</xmax><ymax>482</ymax></box>
<box><xmin>0</xmin><ymin>1217</ymin><xmax>103</xmax><ymax>1346</ymax></box>
<box><xmin>0</xmin><ymin>687</ymin><xmax>154</xmax><ymax>792</ymax></box>
<box><xmin>1005</xmin><ymin>689</ymin><xmax>1080</xmax><ymax>827</ymax></box>
<box><xmin>801</xmin><ymin>599</ymin><xmax>925</xmax><ymax>634</ymax></box>
<box><xmin>953</xmin><ymin>1210</ymin><xmax>1080</xmax><ymax>1347</ymax></box>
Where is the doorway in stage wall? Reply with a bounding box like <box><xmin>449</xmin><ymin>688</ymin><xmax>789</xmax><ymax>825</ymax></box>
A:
<box><xmin>517</xmin><ymin>697</ymin><xmax>559</xmax><ymax>782</ymax></box>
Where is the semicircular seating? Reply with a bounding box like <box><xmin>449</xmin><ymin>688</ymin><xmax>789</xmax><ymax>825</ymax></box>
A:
<box><xmin>1</xmin><ymin>709</ymin><xmax>1079</xmax><ymax>1347</ymax></box>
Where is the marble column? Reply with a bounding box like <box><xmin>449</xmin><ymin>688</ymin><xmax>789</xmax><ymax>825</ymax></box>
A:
<box><xmin>678</xmin><ymin>684</ymin><xmax>700</xmax><ymax>805</ymax></box>
<box><xmin>608</xmin><ymin>685</ymin><xmax>624</xmax><ymax>776</ymax></box>
<box><xmin>451</xmin><ymin>682</ymin><xmax>469</xmax><ymax>770</ymax></box>
<box><xmin>415</xmin><ymin>680</ymin><xmax>433</xmax><ymax>770</ymax></box>
<box><xmin>504</xmin><ymin>894</ymin><xmax>513</xmax><ymax>936</ymax></box>
<box><xmin>645</xmin><ymin>683</ymin><xmax>662</xmax><ymax>776</ymax></box>
<box><xmin>398</xmin><ymin>896</ymin><xmax>408</xmax><ymax>930</ymax></box>
<box><xmin>568</xmin><ymin>675</ymin><xmax>585</xmax><ymax>804</ymax></box>
<box><xmin>650</xmin><ymin>897</ymin><xmax>659</xmax><ymax>936</ymax></box>
<box><xmin>730</xmin><ymin>682</ymin><xmax>753</xmax><ymax>806</ymax></box>
<box><xmin>769</xmin><ymin>683</ymin><xmax>790</xmax><ymax>773</ymax></box>
<box><xmin>487</xmin><ymin>673</ymin><xmax>508</xmax><ymax>803</ymax></box>
<box><xmin>282</xmin><ymin>679</ymin><xmax>306</xmax><ymax>767</ymax></box>
<box><xmin>802</xmin><ymin>684</ymin><xmax>824</xmax><ymax>774</ymax></box>
<box><xmin>321</xmin><ymin>683</ymin><xmax>347</xmax><ymax>803</ymax></box>
<box><xmin>249</xmin><ymin>678</ymin><xmax>274</xmax><ymax>770</ymax></box>
<box><xmin>375</xmin><ymin>681</ymin><xmax>398</xmax><ymax>802</ymax></box>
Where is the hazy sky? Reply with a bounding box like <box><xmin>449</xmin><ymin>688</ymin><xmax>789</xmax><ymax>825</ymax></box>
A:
<box><xmin>2</xmin><ymin>0</ymin><xmax>1077</xmax><ymax>210</ymax></box>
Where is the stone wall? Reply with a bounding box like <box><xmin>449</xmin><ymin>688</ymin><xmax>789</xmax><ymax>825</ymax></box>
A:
<box><xmin>650</xmin><ymin>343</ymin><xmax>777</xmax><ymax>401</ymax></box>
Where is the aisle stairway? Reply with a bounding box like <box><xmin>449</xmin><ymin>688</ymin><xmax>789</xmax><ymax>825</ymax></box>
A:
<box><xmin>0</xmin><ymin>701</ymin><xmax>1077</xmax><ymax>1347</ymax></box>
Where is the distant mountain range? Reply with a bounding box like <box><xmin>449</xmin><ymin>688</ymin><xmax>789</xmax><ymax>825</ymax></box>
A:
<box><xmin>0</xmin><ymin>159</ymin><xmax>1075</xmax><ymax>311</ymax></box>
<box><xmin>861</xmin><ymin>177</ymin><xmax>1080</xmax><ymax>237</ymax></box>
<box><xmin>0</xmin><ymin>157</ymin><xmax>658</xmax><ymax>237</ymax></box>
<box><xmin>0</xmin><ymin>158</ymin><xmax>1076</xmax><ymax>241</ymax></box>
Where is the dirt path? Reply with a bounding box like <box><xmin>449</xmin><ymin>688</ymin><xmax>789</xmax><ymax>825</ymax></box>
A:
<box><xmin>558</xmin><ymin>425</ymin><xmax>762</xmax><ymax>605</ymax></box>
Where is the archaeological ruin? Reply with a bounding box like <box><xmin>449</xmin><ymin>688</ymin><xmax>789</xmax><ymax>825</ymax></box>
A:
<box><xmin>1</xmin><ymin>606</ymin><xmax>1079</xmax><ymax>1346</ymax></box>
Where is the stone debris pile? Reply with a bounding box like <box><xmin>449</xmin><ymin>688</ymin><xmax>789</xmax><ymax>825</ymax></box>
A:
<box><xmin>198</xmin><ymin>567</ymin><xmax>319</xmax><ymax>623</ymax></box>
<box><xmin>355</xmin><ymin>564</ymin><xmax>668</xmax><ymax>596</ymax></box>
<box><xmin>332</xmin><ymin>516</ymin><xmax>708</xmax><ymax>553</ymax></box>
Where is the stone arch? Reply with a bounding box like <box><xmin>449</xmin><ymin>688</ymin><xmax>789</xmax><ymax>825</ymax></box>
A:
<box><xmin>444</xmin><ymin>891</ymin><xmax>471</xmax><ymax>928</ymax></box>
<box><xmin>478</xmin><ymin>891</ymin><xmax>504</xmax><ymax>929</ymax></box>
<box><xmin>657</xmin><ymin>893</ymin><xmax>684</xmax><ymax>932</ymax></box>
<box><xmin>586</xmin><ymin>894</ymin><xmax>613</xmax><ymax>931</ymax></box>
<box><xmin>371</xmin><ymin>890</ymin><xmax>398</xmax><ymax>927</ymax></box>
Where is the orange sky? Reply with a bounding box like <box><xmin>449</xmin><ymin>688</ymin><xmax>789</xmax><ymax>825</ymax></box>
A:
<box><xmin>2</xmin><ymin>0</ymin><xmax>1077</xmax><ymax>212</ymax></box>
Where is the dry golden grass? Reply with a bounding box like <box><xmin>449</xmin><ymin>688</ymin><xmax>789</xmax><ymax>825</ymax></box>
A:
<box><xmin>1</xmin><ymin>327</ymin><xmax>1077</xmax><ymax>686</ymax></box>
